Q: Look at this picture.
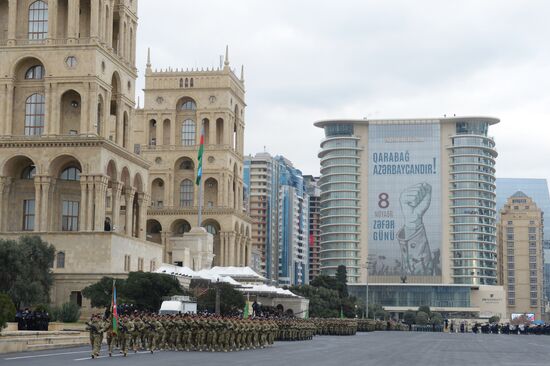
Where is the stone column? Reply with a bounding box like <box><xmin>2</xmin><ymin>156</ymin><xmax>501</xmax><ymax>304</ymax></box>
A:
<box><xmin>5</xmin><ymin>83</ymin><xmax>14</xmax><ymax>136</ymax></box>
<box><xmin>0</xmin><ymin>85</ymin><xmax>6</xmax><ymax>136</ymax></box>
<box><xmin>116</xmin><ymin>102</ymin><xmax>123</xmax><ymax>146</ymax></box>
<box><xmin>137</xmin><ymin>192</ymin><xmax>149</xmax><ymax>240</ymax></box>
<box><xmin>246</xmin><ymin>238</ymin><xmax>252</xmax><ymax>267</ymax></box>
<box><xmin>48</xmin><ymin>83</ymin><xmax>59</xmax><ymax>135</ymax></box>
<box><xmin>156</xmin><ymin>114</ymin><xmax>164</xmax><ymax>146</ymax></box>
<box><xmin>48</xmin><ymin>0</ymin><xmax>58</xmax><ymax>42</ymax></box>
<box><xmin>228</xmin><ymin>233</ymin><xmax>236</xmax><ymax>266</ymax></box>
<box><xmin>124</xmin><ymin>187</ymin><xmax>136</xmax><ymax>236</ymax></box>
<box><xmin>93</xmin><ymin>176</ymin><xmax>108</xmax><ymax>231</ymax></box>
<box><xmin>90</xmin><ymin>0</ymin><xmax>99</xmax><ymax>40</ymax></box>
<box><xmin>68</xmin><ymin>0</ymin><xmax>79</xmax><ymax>41</ymax></box>
<box><xmin>119</xmin><ymin>15</ymin><xmax>125</xmax><ymax>58</ymax></box>
<box><xmin>240</xmin><ymin>235</ymin><xmax>246</xmax><ymax>266</ymax></box>
<box><xmin>39</xmin><ymin>177</ymin><xmax>52</xmax><ymax>232</ymax></box>
<box><xmin>80</xmin><ymin>175</ymin><xmax>89</xmax><ymax>231</ymax></box>
<box><xmin>0</xmin><ymin>177</ymin><xmax>6</xmax><ymax>231</ymax></box>
<box><xmin>170</xmin><ymin>113</ymin><xmax>176</xmax><ymax>145</ymax></box>
<box><xmin>86</xmin><ymin>176</ymin><xmax>95</xmax><ymax>230</ymax></box>
<box><xmin>219</xmin><ymin>232</ymin><xmax>226</xmax><ymax>266</ymax></box>
<box><xmin>7</xmin><ymin>0</ymin><xmax>16</xmax><ymax>45</ymax></box>
<box><xmin>111</xmin><ymin>181</ymin><xmax>123</xmax><ymax>232</ymax></box>
<box><xmin>235</xmin><ymin>234</ymin><xmax>241</xmax><ymax>267</ymax></box>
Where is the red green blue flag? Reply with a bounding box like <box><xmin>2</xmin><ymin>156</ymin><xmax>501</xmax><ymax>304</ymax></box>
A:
<box><xmin>112</xmin><ymin>280</ymin><xmax>118</xmax><ymax>335</ymax></box>
<box><xmin>196</xmin><ymin>127</ymin><xmax>204</xmax><ymax>186</ymax></box>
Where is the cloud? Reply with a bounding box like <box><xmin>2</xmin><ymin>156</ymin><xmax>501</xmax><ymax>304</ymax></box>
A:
<box><xmin>136</xmin><ymin>0</ymin><xmax>550</xmax><ymax>178</ymax></box>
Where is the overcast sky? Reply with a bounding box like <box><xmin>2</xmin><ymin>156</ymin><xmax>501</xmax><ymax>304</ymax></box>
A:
<box><xmin>136</xmin><ymin>0</ymin><xmax>550</xmax><ymax>180</ymax></box>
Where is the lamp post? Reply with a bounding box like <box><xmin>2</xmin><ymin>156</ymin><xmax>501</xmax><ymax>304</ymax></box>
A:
<box><xmin>363</xmin><ymin>259</ymin><xmax>373</xmax><ymax>319</ymax></box>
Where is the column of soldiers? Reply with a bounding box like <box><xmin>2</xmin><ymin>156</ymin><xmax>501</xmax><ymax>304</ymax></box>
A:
<box><xmin>86</xmin><ymin>312</ymin><xmax>281</xmax><ymax>359</ymax></box>
<box><xmin>274</xmin><ymin>319</ymin><xmax>317</xmax><ymax>341</ymax></box>
<box><xmin>313</xmin><ymin>319</ymin><xmax>358</xmax><ymax>335</ymax></box>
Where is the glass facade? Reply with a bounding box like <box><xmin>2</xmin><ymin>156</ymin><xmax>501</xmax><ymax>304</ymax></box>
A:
<box><xmin>319</xmin><ymin>123</ymin><xmax>361</xmax><ymax>282</ymax></box>
<box><xmin>348</xmin><ymin>284</ymin><xmax>471</xmax><ymax>309</ymax></box>
<box><xmin>449</xmin><ymin>121</ymin><xmax>498</xmax><ymax>285</ymax></box>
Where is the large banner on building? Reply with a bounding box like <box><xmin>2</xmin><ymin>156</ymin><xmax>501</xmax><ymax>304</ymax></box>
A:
<box><xmin>368</xmin><ymin>123</ymin><xmax>442</xmax><ymax>277</ymax></box>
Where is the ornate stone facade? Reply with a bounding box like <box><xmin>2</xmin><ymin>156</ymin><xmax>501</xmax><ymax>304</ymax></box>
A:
<box><xmin>0</xmin><ymin>0</ymin><xmax>251</xmax><ymax>312</ymax></box>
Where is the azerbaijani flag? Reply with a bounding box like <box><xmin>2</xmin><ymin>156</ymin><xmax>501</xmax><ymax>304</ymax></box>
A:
<box><xmin>196</xmin><ymin>127</ymin><xmax>204</xmax><ymax>186</ymax></box>
<box><xmin>111</xmin><ymin>280</ymin><xmax>118</xmax><ymax>335</ymax></box>
<box><xmin>340</xmin><ymin>306</ymin><xmax>344</xmax><ymax>319</ymax></box>
<box><xmin>243</xmin><ymin>301</ymin><xmax>250</xmax><ymax>319</ymax></box>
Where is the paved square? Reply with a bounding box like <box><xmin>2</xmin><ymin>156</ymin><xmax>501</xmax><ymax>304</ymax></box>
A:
<box><xmin>2</xmin><ymin>332</ymin><xmax>550</xmax><ymax>366</ymax></box>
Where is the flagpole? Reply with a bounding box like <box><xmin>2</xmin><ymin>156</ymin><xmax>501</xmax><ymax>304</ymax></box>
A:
<box><xmin>197</xmin><ymin>121</ymin><xmax>205</xmax><ymax>228</ymax></box>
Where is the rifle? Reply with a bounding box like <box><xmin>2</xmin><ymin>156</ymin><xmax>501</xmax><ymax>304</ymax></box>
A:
<box><xmin>144</xmin><ymin>321</ymin><xmax>156</xmax><ymax>331</ymax></box>
<box><xmin>86</xmin><ymin>322</ymin><xmax>99</xmax><ymax>333</ymax></box>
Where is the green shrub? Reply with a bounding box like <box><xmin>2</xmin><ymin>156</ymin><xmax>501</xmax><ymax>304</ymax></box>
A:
<box><xmin>430</xmin><ymin>312</ymin><xmax>444</xmax><ymax>325</ymax></box>
<box><xmin>0</xmin><ymin>294</ymin><xmax>16</xmax><ymax>331</ymax></box>
<box><xmin>57</xmin><ymin>303</ymin><xmax>81</xmax><ymax>323</ymax></box>
<box><xmin>415</xmin><ymin>311</ymin><xmax>429</xmax><ymax>325</ymax></box>
<box><xmin>489</xmin><ymin>315</ymin><xmax>500</xmax><ymax>324</ymax></box>
<box><xmin>403</xmin><ymin>310</ymin><xmax>416</xmax><ymax>325</ymax></box>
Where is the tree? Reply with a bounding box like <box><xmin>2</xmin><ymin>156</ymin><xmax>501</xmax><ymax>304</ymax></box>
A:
<box><xmin>0</xmin><ymin>236</ymin><xmax>55</xmax><ymax>308</ymax></box>
<box><xmin>403</xmin><ymin>310</ymin><xmax>416</xmax><ymax>325</ymax></box>
<box><xmin>430</xmin><ymin>312</ymin><xmax>443</xmax><ymax>326</ymax></box>
<box><xmin>0</xmin><ymin>294</ymin><xmax>16</xmax><ymax>330</ymax></box>
<box><xmin>489</xmin><ymin>315</ymin><xmax>500</xmax><ymax>324</ymax></box>
<box><xmin>415</xmin><ymin>311</ymin><xmax>429</xmax><ymax>325</ymax></box>
<box><xmin>418</xmin><ymin>305</ymin><xmax>431</xmax><ymax>316</ymax></box>
<box><xmin>124</xmin><ymin>272</ymin><xmax>185</xmax><ymax>312</ymax></box>
<box><xmin>290</xmin><ymin>285</ymin><xmax>341</xmax><ymax>318</ymax></box>
<box><xmin>196</xmin><ymin>283</ymin><xmax>245</xmax><ymax>315</ymax></box>
<box><xmin>82</xmin><ymin>272</ymin><xmax>186</xmax><ymax>312</ymax></box>
<box><xmin>82</xmin><ymin>277</ymin><xmax>125</xmax><ymax>309</ymax></box>
<box><xmin>56</xmin><ymin>302</ymin><xmax>81</xmax><ymax>323</ymax></box>
<box><xmin>310</xmin><ymin>275</ymin><xmax>339</xmax><ymax>291</ymax></box>
<box><xmin>335</xmin><ymin>265</ymin><xmax>348</xmax><ymax>298</ymax></box>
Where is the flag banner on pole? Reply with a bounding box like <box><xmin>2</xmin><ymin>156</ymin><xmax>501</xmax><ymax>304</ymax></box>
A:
<box><xmin>340</xmin><ymin>306</ymin><xmax>344</xmax><ymax>319</ymax></box>
<box><xmin>196</xmin><ymin>128</ymin><xmax>204</xmax><ymax>186</ymax></box>
<box><xmin>243</xmin><ymin>301</ymin><xmax>249</xmax><ymax>319</ymax></box>
<box><xmin>112</xmin><ymin>280</ymin><xmax>118</xmax><ymax>335</ymax></box>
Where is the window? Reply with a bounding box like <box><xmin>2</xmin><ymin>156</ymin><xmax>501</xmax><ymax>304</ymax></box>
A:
<box><xmin>25</xmin><ymin>65</ymin><xmax>44</xmax><ymax>80</ymax></box>
<box><xmin>25</xmin><ymin>93</ymin><xmax>45</xmax><ymax>136</ymax></box>
<box><xmin>205</xmin><ymin>224</ymin><xmax>218</xmax><ymax>235</ymax></box>
<box><xmin>179</xmin><ymin>78</ymin><xmax>184</xmax><ymax>88</ymax></box>
<box><xmin>62</xmin><ymin>200</ymin><xmax>79</xmax><ymax>231</ymax></box>
<box><xmin>530</xmin><ymin>299</ymin><xmax>538</xmax><ymax>307</ymax></box>
<box><xmin>179</xmin><ymin>159</ymin><xmax>194</xmax><ymax>170</ymax></box>
<box><xmin>150</xmin><ymin>260</ymin><xmax>156</xmax><ymax>272</ymax></box>
<box><xmin>184</xmin><ymin>78</ymin><xmax>189</xmax><ymax>88</ymax></box>
<box><xmin>190</xmin><ymin>78</ymin><xmax>194</xmax><ymax>87</ymax></box>
<box><xmin>181</xmin><ymin>119</ymin><xmax>195</xmax><ymax>145</ymax></box>
<box><xmin>28</xmin><ymin>1</ymin><xmax>48</xmax><ymax>40</ymax></box>
<box><xmin>65</xmin><ymin>56</ymin><xmax>77</xmax><ymax>68</ymax></box>
<box><xmin>528</xmin><ymin>227</ymin><xmax>537</xmax><ymax>234</ymax></box>
<box><xmin>180</xmin><ymin>100</ymin><xmax>196</xmax><ymax>110</ymax></box>
<box><xmin>179</xmin><ymin>180</ymin><xmax>193</xmax><ymax>207</ymax></box>
<box><xmin>60</xmin><ymin>167</ymin><xmax>81</xmax><ymax>181</ymax></box>
<box><xmin>21</xmin><ymin>166</ymin><xmax>36</xmax><ymax>179</ymax></box>
<box><xmin>124</xmin><ymin>255</ymin><xmax>131</xmax><ymax>271</ymax></box>
<box><xmin>56</xmin><ymin>252</ymin><xmax>65</xmax><ymax>268</ymax></box>
<box><xmin>508</xmin><ymin>299</ymin><xmax>515</xmax><ymax>306</ymax></box>
<box><xmin>23</xmin><ymin>199</ymin><xmax>35</xmax><ymax>231</ymax></box>
<box><xmin>138</xmin><ymin>258</ymin><xmax>144</xmax><ymax>271</ymax></box>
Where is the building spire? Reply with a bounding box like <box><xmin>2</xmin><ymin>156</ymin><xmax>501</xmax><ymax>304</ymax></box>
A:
<box><xmin>146</xmin><ymin>47</ymin><xmax>152</xmax><ymax>71</ymax></box>
<box><xmin>240</xmin><ymin>65</ymin><xmax>244</xmax><ymax>81</ymax></box>
<box><xmin>224</xmin><ymin>45</ymin><xmax>230</xmax><ymax>68</ymax></box>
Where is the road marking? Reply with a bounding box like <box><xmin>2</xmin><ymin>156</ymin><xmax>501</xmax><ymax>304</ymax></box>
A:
<box><xmin>74</xmin><ymin>351</ymin><xmax>152</xmax><ymax>361</ymax></box>
<box><xmin>4</xmin><ymin>350</ymin><xmax>89</xmax><ymax>361</ymax></box>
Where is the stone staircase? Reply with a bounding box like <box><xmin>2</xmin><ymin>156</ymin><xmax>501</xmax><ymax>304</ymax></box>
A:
<box><xmin>0</xmin><ymin>330</ymin><xmax>90</xmax><ymax>354</ymax></box>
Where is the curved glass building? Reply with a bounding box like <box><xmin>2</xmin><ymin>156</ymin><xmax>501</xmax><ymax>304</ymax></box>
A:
<box><xmin>318</xmin><ymin>123</ymin><xmax>361</xmax><ymax>282</ymax></box>
<box><xmin>315</xmin><ymin>116</ymin><xmax>500</xmax><ymax>286</ymax></box>
<box><xmin>450</xmin><ymin>120</ymin><xmax>498</xmax><ymax>285</ymax></box>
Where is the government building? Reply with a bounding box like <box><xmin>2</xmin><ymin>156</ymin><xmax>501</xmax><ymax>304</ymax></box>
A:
<box><xmin>0</xmin><ymin>0</ymin><xmax>251</xmax><ymax>313</ymax></box>
<box><xmin>316</xmin><ymin>117</ymin><xmax>506</xmax><ymax>319</ymax></box>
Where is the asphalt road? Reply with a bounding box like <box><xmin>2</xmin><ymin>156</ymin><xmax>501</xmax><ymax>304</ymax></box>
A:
<box><xmin>2</xmin><ymin>332</ymin><xmax>550</xmax><ymax>366</ymax></box>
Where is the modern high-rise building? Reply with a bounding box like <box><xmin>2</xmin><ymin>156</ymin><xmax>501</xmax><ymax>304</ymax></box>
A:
<box><xmin>278</xmin><ymin>157</ymin><xmax>309</xmax><ymax>286</ymax></box>
<box><xmin>244</xmin><ymin>153</ymin><xmax>281</xmax><ymax>281</ymax></box>
<box><xmin>498</xmin><ymin>192</ymin><xmax>545</xmax><ymax>320</ymax></box>
<box><xmin>304</xmin><ymin>175</ymin><xmax>321</xmax><ymax>281</ymax></box>
<box><xmin>496</xmin><ymin>178</ymin><xmax>550</xmax><ymax>302</ymax></box>
<box><xmin>244</xmin><ymin>153</ymin><xmax>309</xmax><ymax>285</ymax></box>
<box><xmin>315</xmin><ymin>117</ymin><xmax>499</xmax><ymax>285</ymax></box>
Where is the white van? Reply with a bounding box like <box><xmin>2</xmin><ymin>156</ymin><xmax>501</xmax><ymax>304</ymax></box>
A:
<box><xmin>159</xmin><ymin>296</ymin><xmax>197</xmax><ymax>315</ymax></box>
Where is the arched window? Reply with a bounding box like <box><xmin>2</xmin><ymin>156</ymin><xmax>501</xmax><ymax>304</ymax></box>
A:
<box><xmin>184</xmin><ymin>78</ymin><xmax>189</xmax><ymax>88</ymax></box>
<box><xmin>25</xmin><ymin>93</ymin><xmax>45</xmax><ymax>136</ymax></box>
<box><xmin>179</xmin><ymin>78</ymin><xmax>184</xmax><ymax>88</ymax></box>
<box><xmin>175</xmin><ymin>221</ymin><xmax>191</xmax><ymax>234</ymax></box>
<box><xmin>60</xmin><ymin>166</ymin><xmax>81</xmax><ymax>181</ymax></box>
<box><xmin>179</xmin><ymin>100</ymin><xmax>196</xmax><ymax>110</ymax></box>
<box><xmin>181</xmin><ymin>120</ymin><xmax>196</xmax><ymax>146</ymax></box>
<box><xmin>179</xmin><ymin>159</ymin><xmax>194</xmax><ymax>171</ymax></box>
<box><xmin>25</xmin><ymin>65</ymin><xmax>45</xmax><ymax>80</ymax></box>
<box><xmin>190</xmin><ymin>78</ymin><xmax>194</xmax><ymax>87</ymax></box>
<box><xmin>205</xmin><ymin>224</ymin><xmax>217</xmax><ymax>235</ymax></box>
<box><xmin>21</xmin><ymin>166</ymin><xmax>37</xmax><ymax>179</ymax></box>
<box><xmin>28</xmin><ymin>1</ymin><xmax>48</xmax><ymax>41</ymax></box>
<box><xmin>56</xmin><ymin>252</ymin><xmax>65</xmax><ymax>268</ymax></box>
<box><xmin>179</xmin><ymin>179</ymin><xmax>194</xmax><ymax>207</ymax></box>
